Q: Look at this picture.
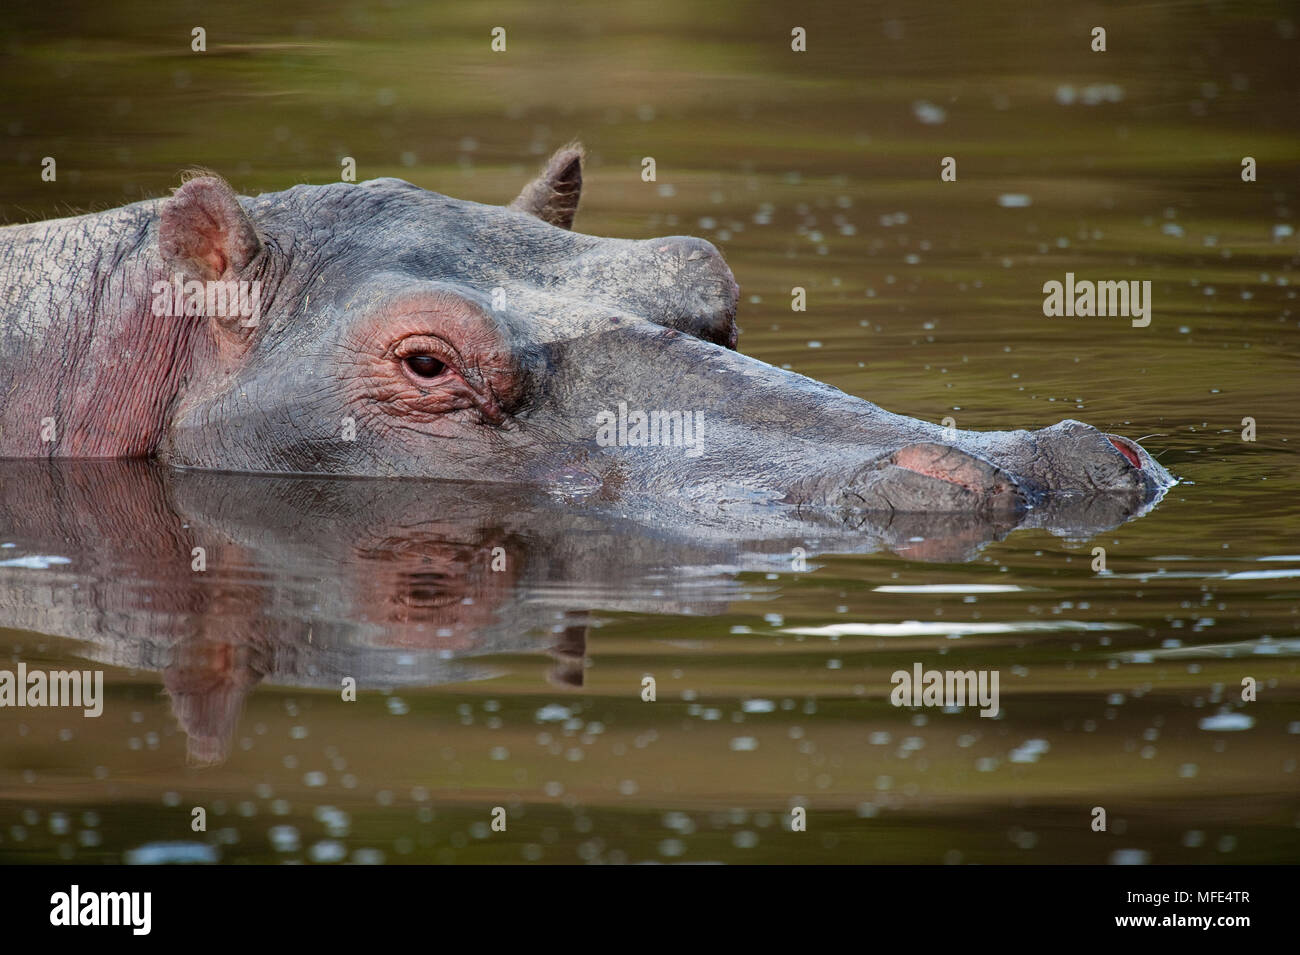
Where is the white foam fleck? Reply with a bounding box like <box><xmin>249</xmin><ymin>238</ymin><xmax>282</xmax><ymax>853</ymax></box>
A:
<box><xmin>783</xmin><ymin>620</ymin><xmax>1130</xmax><ymax>637</ymax></box>
<box><xmin>0</xmin><ymin>555</ymin><xmax>71</xmax><ymax>569</ymax></box>
<box><xmin>874</xmin><ymin>584</ymin><xmax>1025</xmax><ymax>594</ymax></box>
<box><xmin>1198</xmin><ymin>712</ymin><xmax>1254</xmax><ymax>732</ymax></box>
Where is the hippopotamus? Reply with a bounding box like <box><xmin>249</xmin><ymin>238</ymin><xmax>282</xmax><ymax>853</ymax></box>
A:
<box><xmin>0</xmin><ymin>144</ymin><xmax>1172</xmax><ymax>522</ymax></box>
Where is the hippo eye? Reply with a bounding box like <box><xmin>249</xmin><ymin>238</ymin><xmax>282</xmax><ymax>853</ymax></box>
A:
<box><xmin>404</xmin><ymin>354</ymin><xmax>447</xmax><ymax>379</ymax></box>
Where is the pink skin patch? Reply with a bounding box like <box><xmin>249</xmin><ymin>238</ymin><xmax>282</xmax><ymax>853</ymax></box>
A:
<box><xmin>342</xmin><ymin>290</ymin><xmax>519</xmax><ymax>434</ymax></box>
<box><xmin>892</xmin><ymin>444</ymin><xmax>1011</xmax><ymax>494</ymax></box>
<box><xmin>1108</xmin><ymin>438</ymin><xmax>1142</xmax><ymax>469</ymax></box>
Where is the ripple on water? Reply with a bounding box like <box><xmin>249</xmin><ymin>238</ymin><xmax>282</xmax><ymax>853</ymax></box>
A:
<box><xmin>124</xmin><ymin>842</ymin><xmax>219</xmax><ymax>865</ymax></box>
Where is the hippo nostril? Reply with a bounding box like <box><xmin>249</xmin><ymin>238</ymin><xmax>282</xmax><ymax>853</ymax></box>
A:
<box><xmin>1108</xmin><ymin>436</ymin><xmax>1142</xmax><ymax>469</ymax></box>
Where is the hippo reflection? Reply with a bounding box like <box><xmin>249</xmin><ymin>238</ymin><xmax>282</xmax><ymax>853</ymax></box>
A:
<box><xmin>0</xmin><ymin>145</ymin><xmax>1172</xmax><ymax>523</ymax></box>
<box><xmin>0</xmin><ymin>461</ymin><xmax>1159</xmax><ymax>764</ymax></box>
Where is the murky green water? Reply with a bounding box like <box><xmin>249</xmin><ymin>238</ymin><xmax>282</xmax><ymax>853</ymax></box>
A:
<box><xmin>1</xmin><ymin>1</ymin><xmax>1298</xmax><ymax>864</ymax></box>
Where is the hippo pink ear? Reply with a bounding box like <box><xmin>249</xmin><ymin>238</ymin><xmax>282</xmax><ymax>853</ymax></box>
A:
<box><xmin>509</xmin><ymin>143</ymin><xmax>583</xmax><ymax>229</ymax></box>
<box><xmin>159</xmin><ymin>173</ymin><xmax>262</xmax><ymax>281</ymax></box>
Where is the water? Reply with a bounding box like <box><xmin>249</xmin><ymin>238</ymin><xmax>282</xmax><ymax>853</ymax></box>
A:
<box><xmin>1</xmin><ymin>1</ymin><xmax>1297</xmax><ymax>864</ymax></box>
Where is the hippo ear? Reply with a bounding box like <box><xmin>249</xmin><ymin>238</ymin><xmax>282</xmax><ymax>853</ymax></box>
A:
<box><xmin>509</xmin><ymin>144</ymin><xmax>583</xmax><ymax>229</ymax></box>
<box><xmin>159</xmin><ymin>173</ymin><xmax>262</xmax><ymax>281</ymax></box>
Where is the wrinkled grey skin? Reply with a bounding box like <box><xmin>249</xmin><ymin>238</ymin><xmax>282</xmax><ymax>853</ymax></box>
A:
<box><xmin>0</xmin><ymin>145</ymin><xmax>1173</xmax><ymax>525</ymax></box>
<box><xmin>0</xmin><ymin>461</ymin><xmax>1149</xmax><ymax>764</ymax></box>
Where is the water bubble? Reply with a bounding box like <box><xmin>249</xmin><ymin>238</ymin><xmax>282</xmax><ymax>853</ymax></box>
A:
<box><xmin>268</xmin><ymin>826</ymin><xmax>300</xmax><ymax>853</ymax></box>
<box><xmin>912</xmin><ymin>101</ymin><xmax>947</xmax><ymax>124</ymax></box>
<box><xmin>658</xmin><ymin>839</ymin><xmax>685</xmax><ymax>858</ymax></box>
<box><xmin>309</xmin><ymin>840</ymin><xmax>346</xmax><ymax>863</ymax></box>
<box><xmin>1109</xmin><ymin>848</ymin><xmax>1150</xmax><ymax>865</ymax></box>
<box><xmin>535</xmin><ymin>704</ymin><xmax>571</xmax><ymax>722</ymax></box>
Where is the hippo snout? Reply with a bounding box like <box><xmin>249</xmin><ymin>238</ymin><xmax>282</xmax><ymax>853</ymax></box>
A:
<box><xmin>787</xmin><ymin>417</ymin><xmax>1173</xmax><ymax>523</ymax></box>
<box><xmin>1105</xmin><ymin>431</ymin><xmax>1174</xmax><ymax>495</ymax></box>
<box><xmin>1014</xmin><ymin>419</ymin><xmax>1174</xmax><ymax>499</ymax></box>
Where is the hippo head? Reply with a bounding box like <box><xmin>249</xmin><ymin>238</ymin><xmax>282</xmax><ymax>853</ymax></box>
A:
<box><xmin>156</xmin><ymin>145</ymin><xmax>1173</xmax><ymax>523</ymax></box>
